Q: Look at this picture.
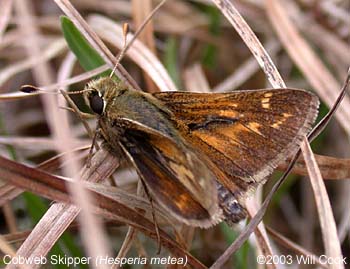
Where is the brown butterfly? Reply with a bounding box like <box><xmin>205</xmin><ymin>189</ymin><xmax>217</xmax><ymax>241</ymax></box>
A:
<box><xmin>83</xmin><ymin>76</ymin><xmax>319</xmax><ymax>227</ymax></box>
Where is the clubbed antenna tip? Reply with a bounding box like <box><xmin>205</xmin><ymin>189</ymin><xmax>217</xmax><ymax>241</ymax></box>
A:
<box><xmin>20</xmin><ymin>85</ymin><xmax>40</xmax><ymax>93</ymax></box>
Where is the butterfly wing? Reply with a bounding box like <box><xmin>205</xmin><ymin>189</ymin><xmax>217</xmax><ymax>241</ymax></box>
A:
<box><xmin>153</xmin><ymin>89</ymin><xmax>319</xmax><ymax>197</ymax></box>
<box><xmin>100</xmin><ymin>117</ymin><xmax>223</xmax><ymax>228</ymax></box>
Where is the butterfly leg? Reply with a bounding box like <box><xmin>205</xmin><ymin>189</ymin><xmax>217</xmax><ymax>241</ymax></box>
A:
<box><xmin>139</xmin><ymin>179</ymin><xmax>162</xmax><ymax>254</ymax></box>
<box><xmin>86</xmin><ymin>127</ymin><xmax>101</xmax><ymax>168</ymax></box>
<box><xmin>59</xmin><ymin>106</ymin><xmax>95</xmax><ymax>119</ymax></box>
<box><xmin>60</xmin><ymin>89</ymin><xmax>95</xmax><ymax>138</ymax></box>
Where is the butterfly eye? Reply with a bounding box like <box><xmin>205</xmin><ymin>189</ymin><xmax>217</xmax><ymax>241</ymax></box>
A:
<box><xmin>89</xmin><ymin>91</ymin><xmax>104</xmax><ymax>115</ymax></box>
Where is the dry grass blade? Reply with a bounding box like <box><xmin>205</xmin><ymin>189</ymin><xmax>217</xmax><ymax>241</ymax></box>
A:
<box><xmin>266</xmin><ymin>226</ymin><xmax>328</xmax><ymax>269</ymax></box>
<box><xmin>43</xmin><ymin>64</ymin><xmax>109</xmax><ymax>90</ymax></box>
<box><xmin>301</xmin><ymin>137</ymin><xmax>344</xmax><ymax>269</ymax></box>
<box><xmin>0</xmin><ymin>0</ymin><xmax>13</xmax><ymax>40</ymax></box>
<box><xmin>213</xmin><ymin>40</ymin><xmax>281</xmax><ymax>92</ymax></box>
<box><xmin>320</xmin><ymin>1</ymin><xmax>350</xmax><ymax>24</ymax></box>
<box><xmin>109</xmin><ymin>181</ymin><xmax>161</xmax><ymax>269</ymax></box>
<box><xmin>184</xmin><ymin>63</ymin><xmax>210</xmax><ymax>92</ymax></box>
<box><xmin>111</xmin><ymin>184</ymin><xmax>144</xmax><ymax>268</ymax></box>
<box><xmin>0</xmin><ymin>146</ymin><xmax>88</xmax><ymax>207</ymax></box>
<box><xmin>0</xmin><ymin>38</ymin><xmax>66</xmax><ymax>86</ymax></box>
<box><xmin>0</xmin><ymin>136</ymin><xmax>88</xmax><ymax>151</ymax></box>
<box><xmin>131</xmin><ymin>0</ymin><xmax>158</xmax><ymax>92</ymax></box>
<box><xmin>280</xmin><ymin>0</ymin><xmax>350</xmax><ymax>74</ymax></box>
<box><xmin>245</xmin><ymin>199</ymin><xmax>276</xmax><ymax>269</ymax></box>
<box><xmin>3</xmin><ymin>230</ymin><xmax>44</xmax><ymax>245</ymax></box>
<box><xmin>0</xmin><ymin>151</ymin><xmax>207</xmax><ymax>269</ymax></box>
<box><xmin>278</xmin><ymin>154</ymin><xmax>350</xmax><ymax>180</ymax></box>
<box><xmin>266</xmin><ymin>0</ymin><xmax>350</xmax><ymax>135</ymax></box>
<box><xmin>0</xmin><ymin>185</ymin><xmax>22</xmax><ymax>206</ymax></box>
<box><xmin>338</xmin><ymin>189</ymin><xmax>350</xmax><ymax>243</ymax></box>
<box><xmin>211</xmin><ymin>0</ymin><xmax>285</xmax><ymax>88</ymax></box>
<box><xmin>2</xmin><ymin>144</ymin><xmax>116</xmax><ymax>269</ymax></box>
<box><xmin>300</xmin><ymin>21</ymin><xmax>350</xmax><ymax>72</ymax></box>
<box><xmin>112</xmin><ymin>228</ymin><xmax>137</xmax><ymax>269</ymax></box>
<box><xmin>73</xmin><ymin>0</ymin><xmax>131</xmax><ymax>16</ymax></box>
<box><xmin>0</xmin><ymin>64</ymin><xmax>110</xmax><ymax>101</ymax></box>
<box><xmin>0</xmin><ymin>235</ymin><xmax>29</xmax><ymax>269</ymax></box>
<box><xmin>0</xmin><ymin>234</ymin><xmax>17</xmax><ymax>257</ymax></box>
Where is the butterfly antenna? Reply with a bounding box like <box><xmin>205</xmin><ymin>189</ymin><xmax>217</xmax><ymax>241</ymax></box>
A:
<box><xmin>109</xmin><ymin>0</ymin><xmax>167</xmax><ymax>78</ymax></box>
<box><xmin>109</xmin><ymin>23</ymin><xmax>129</xmax><ymax>78</ymax></box>
<box><xmin>20</xmin><ymin>85</ymin><xmax>91</xmax><ymax>95</ymax></box>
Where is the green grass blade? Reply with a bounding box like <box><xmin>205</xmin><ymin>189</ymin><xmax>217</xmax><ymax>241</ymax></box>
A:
<box><xmin>60</xmin><ymin>16</ymin><xmax>109</xmax><ymax>76</ymax></box>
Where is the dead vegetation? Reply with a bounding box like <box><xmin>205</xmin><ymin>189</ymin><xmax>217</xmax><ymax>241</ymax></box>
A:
<box><xmin>0</xmin><ymin>0</ymin><xmax>349</xmax><ymax>268</ymax></box>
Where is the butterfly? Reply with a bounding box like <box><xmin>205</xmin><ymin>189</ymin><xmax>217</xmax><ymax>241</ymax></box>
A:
<box><xmin>83</xmin><ymin>76</ymin><xmax>319</xmax><ymax>227</ymax></box>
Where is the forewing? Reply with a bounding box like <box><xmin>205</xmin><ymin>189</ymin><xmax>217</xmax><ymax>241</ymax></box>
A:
<box><xmin>114</xmin><ymin>121</ymin><xmax>223</xmax><ymax>228</ymax></box>
<box><xmin>154</xmin><ymin>89</ymin><xmax>319</xmax><ymax>196</ymax></box>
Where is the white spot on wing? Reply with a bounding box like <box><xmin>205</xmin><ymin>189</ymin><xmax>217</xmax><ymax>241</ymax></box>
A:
<box><xmin>261</xmin><ymin>97</ymin><xmax>270</xmax><ymax>109</ymax></box>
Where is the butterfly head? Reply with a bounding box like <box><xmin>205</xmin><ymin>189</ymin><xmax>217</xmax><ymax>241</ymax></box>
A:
<box><xmin>84</xmin><ymin>77</ymin><xmax>128</xmax><ymax>115</ymax></box>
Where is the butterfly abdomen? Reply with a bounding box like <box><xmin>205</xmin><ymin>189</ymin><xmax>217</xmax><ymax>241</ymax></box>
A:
<box><xmin>216</xmin><ymin>181</ymin><xmax>247</xmax><ymax>225</ymax></box>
